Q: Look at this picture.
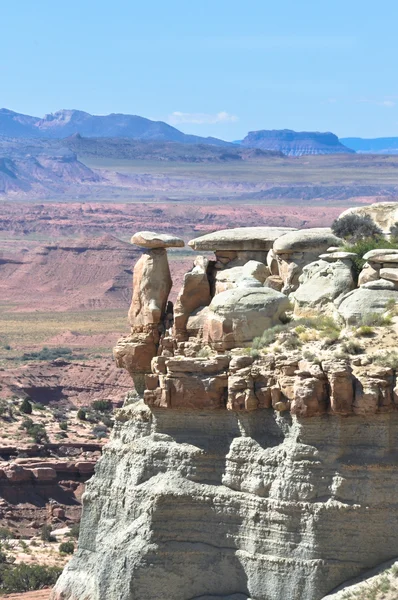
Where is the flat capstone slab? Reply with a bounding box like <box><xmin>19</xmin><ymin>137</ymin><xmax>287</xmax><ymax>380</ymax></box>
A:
<box><xmin>363</xmin><ymin>248</ymin><xmax>398</xmax><ymax>261</ymax></box>
<box><xmin>273</xmin><ymin>228</ymin><xmax>341</xmax><ymax>254</ymax></box>
<box><xmin>319</xmin><ymin>252</ymin><xmax>357</xmax><ymax>261</ymax></box>
<box><xmin>188</xmin><ymin>227</ymin><xmax>296</xmax><ymax>251</ymax></box>
<box><xmin>364</xmin><ymin>254</ymin><xmax>398</xmax><ymax>264</ymax></box>
<box><xmin>131</xmin><ymin>231</ymin><xmax>185</xmax><ymax>249</ymax></box>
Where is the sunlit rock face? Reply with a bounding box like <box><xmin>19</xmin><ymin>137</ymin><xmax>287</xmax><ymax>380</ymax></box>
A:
<box><xmin>52</xmin><ymin>403</ymin><xmax>398</xmax><ymax>600</ymax></box>
<box><xmin>52</xmin><ymin>224</ymin><xmax>398</xmax><ymax>600</ymax></box>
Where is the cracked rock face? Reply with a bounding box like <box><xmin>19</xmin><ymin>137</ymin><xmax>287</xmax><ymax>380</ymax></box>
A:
<box><xmin>52</xmin><ymin>402</ymin><xmax>398</xmax><ymax>600</ymax></box>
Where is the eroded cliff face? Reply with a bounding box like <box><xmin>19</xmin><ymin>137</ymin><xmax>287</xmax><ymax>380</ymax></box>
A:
<box><xmin>52</xmin><ymin>224</ymin><xmax>398</xmax><ymax>600</ymax></box>
<box><xmin>52</xmin><ymin>402</ymin><xmax>398</xmax><ymax>600</ymax></box>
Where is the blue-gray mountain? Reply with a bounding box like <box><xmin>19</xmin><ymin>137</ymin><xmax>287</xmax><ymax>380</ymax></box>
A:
<box><xmin>241</xmin><ymin>129</ymin><xmax>354</xmax><ymax>156</ymax></box>
<box><xmin>340</xmin><ymin>137</ymin><xmax>398</xmax><ymax>154</ymax></box>
<box><xmin>0</xmin><ymin>108</ymin><xmax>230</xmax><ymax>145</ymax></box>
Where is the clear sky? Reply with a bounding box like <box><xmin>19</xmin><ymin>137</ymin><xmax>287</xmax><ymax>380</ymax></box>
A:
<box><xmin>1</xmin><ymin>0</ymin><xmax>398</xmax><ymax>140</ymax></box>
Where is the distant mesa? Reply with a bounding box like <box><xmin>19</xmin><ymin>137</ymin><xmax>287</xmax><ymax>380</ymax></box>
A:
<box><xmin>0</xmin><ymin>107</ymin><xmax>230</xmax><ymax>146</ymax></box>
<box><xmin>340</xmin><ymin>136</ymin><xmax>398</xmax><ymax>154</ymax></box>
<box><xmin>241</xmin><ymin>129</ymin><xmax>355</xmax><ymax>156</ymax></box>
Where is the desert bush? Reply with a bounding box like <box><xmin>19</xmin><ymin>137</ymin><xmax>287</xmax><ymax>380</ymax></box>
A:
<box><xmin>374</xmin><ymin>351</ymin><xmax>398</xmax><ymax>369</ymax></box>
<box><xmin>354</xmin><ymin>325</ymin><xmax>374</xmax><ymax>337</ymax></box>
<box><xmin>302</xmin><ymin>350</ymin><xmax>321</xmax><ymax>364</ymax></box>
<box><xmin>20</xmin><ymin>398</ymin><xmax>32</xmax><ymax>415</ymax></box>
<box><xmin>340</xmin><ymin>340</ymin><xmax>364</xmax><ymax>355</ymax></box>
<box><xmin>51</xmin><ymin>408</ymin><xmax>67</xmax><ymax>421</ymax></box>
<box><xmin>197</xmin><ymin>345</ymin><xmax>213</xmax><ymax>358</ymax></box>
<box><xmin>91</xmin><ymin>399</ymin><xmax>112</xmax><ymax>412</ymax></box>
<box><xmin>332</xmin><ymin>214</ymin><xmax>383</xmax><ymax>242</ymax></box>
<box><xmin>40</xmin><ymin>525</ymin><xmax>55</xmax><ymax>543</ymax></box>
<box><xmin>343</xmin><ymin>237</ymin><xmax>398</xmax><ymax>278</ymax></box>
<box><xmin>0</xmin><ymin>528</ymin><xmax>13</xmax><ymax>540</ymax></box>
<box><xmin>59</xmin><ymin>541</ymin><xmax>75</xmax><ymax>555</ymax></box>
<box><xmin>0</xmin><ymin>401</ymin><xmax>8</xmax><ymax>417</ymax></box>
<box><xmin>68</xmin><ymin>522</ymin><xmax>80</xmax><ymax>540</ymax></box>
<box><xmin>0</xmin><ymin>562</ymin><xmax>62</xmax><ymax>593</ymax></box>
<box><xmin>77</xmin><ymin>408</ymin><xmax>86</xmax><ymax>420</ymax></box>
<box><xmin>101</xmin><ymin>415</ymin><xmax>114</xmax><ymax>428</ymax></box>
<box><xmin>59</xmin><ymin>421</ymin><xmax>68</xmax><ymax>431</ymax></box>
<box><xmin>252</xmin><ymin>316</ymin><xmax>341</xmax><ymax>351</ymax></box>
<box><xmin>360</xmin><ymin>312</ymin><xmax>392</xmax><ymax>327</ymax></box>
<box><xmin>282</xmin><ymin>335</ymin><xmax>302</xmax><ymax>350</ymax></box>
<box><xmin>92</xmin><ymin>424</ymin><xmax>108</xmax><ymax>439</ymax></box>
<box><xmin>21</xmin><ymin>420</ymin><xmax>48</xmax><ymax>444</ymax></box>
<box><xmin>20</xmin><ymin>346</ymin><xmax>73</xmax><ymax>362</ymax></box>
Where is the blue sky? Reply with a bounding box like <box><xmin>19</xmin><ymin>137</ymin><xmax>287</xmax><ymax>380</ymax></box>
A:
<box><xmin>1</xmin><ymin>0</ymin><xmax>398</xmax><ymax>140</ymax></box>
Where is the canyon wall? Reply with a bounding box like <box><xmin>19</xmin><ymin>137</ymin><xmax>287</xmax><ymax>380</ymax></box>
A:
<box><xmin>52</xmin><ymin>219</ymin><xmax>398</xmax><ymax>600</ymax></box>
<box><xmin>52</xmin><ymin>402</ymin><xmax>398</xmax><ymax>600</ymax></box>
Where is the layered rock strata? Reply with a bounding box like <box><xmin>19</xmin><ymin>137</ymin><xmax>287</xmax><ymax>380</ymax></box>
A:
<box><xmin>52</xmin><ymin>402</ymin><xmax>398</xmax><ymax>600</ymax></box>
<box><xmin>53</xmin><ymin>224</ymin><xmax>398</xmax><ymax>600</ymax></box>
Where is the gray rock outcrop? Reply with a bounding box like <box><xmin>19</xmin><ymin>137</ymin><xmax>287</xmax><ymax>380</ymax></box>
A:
<box><xmin>273</xmin><ymin>228</ymin><xmax>342</xmax><ymax>294</ymax></box>
<box><xmin>292</xmin><ymin>258</ymin><xmax>355</xmax><ymax>316</ymax></box>
<box><xmin>52</xmin><ymin>403</ymin><xmax>398</xmax><ymax>600</ymax></box>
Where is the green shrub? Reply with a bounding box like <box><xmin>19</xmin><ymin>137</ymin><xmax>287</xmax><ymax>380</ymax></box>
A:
<box><xmin>30</xmin><ymin>425</ymin><xmax>48</xmax><ymax>444</ymax></box>
<box><xmin>0</xmin><ymin>527</ymin><xmax>13</xmax><ymax>540</ymax></box>
<box><xmin>92</xmin><ymin>424</ymin><xmax>108</xmax><ymax>439</ymax></box>
<box><xmin>252</xmin><ymin>316</ymin><xmax>341</xmax><ymax>351</ymax></box>
<box><xmin>0</xmin><ymin>562</ymin><xmax>62</xmax><ymax>593</ymax></box>
<box><xmin>343</xmin><ymin>237</ymin><xmax>398</xmax><ymax>278</ymax></box>
<box><xmin>20</xmin><ymin>398</ymin><xmax>32</xmax><ymax>415</ymax></box>
<box><xmin>59</xmin><ymin>421</ymin><xmax>68</xmax><ymax>431</ymax></box>
<box><xmin>340</xmin><ymin>339</ymin><xmax>364</xmax><ymax>355</ymax></box>
<box><xmin>68</xmin><ymin>522</ymin><xmax>80</xmax><ymax>540</ymax></box>
<box><xmin>360</xmin><ymin>312</ymin><xmax>392</xmax><ymax>327</ymax></box>
<box><xmin>354</xmin><ymin>325</ymin><xmax>374</xmax><ymax>337</ymax></box>
<box><xmin>91</xmin><ymin>399</ymin><xmax>112</xmax><ymax>412</ymax></box>
<box><xmin>101</xmin><ymin>415</ymin><xmax>114</xmax><ymax>428</ymax></box>
<box><xmin>21</xmin><ymin>422</ymin><xmax>48</xmax><ymax>444</ymax></box>
<box><xmin>77</xmin><ymin>408</ymin><xmax>86</xmax><ymax>420</ymax></box>
<box><xmin>374</xmin><ymin>351</ymin><xmax>398</xmax><ymax>369</ymax></box>
<box><xmin>20</xmin><ymin>346</ymin><xmax>74</xmax><ymax>362</ymax></box>
<box><xmin>59</xmin><ymin>541</ymin><xmax>75</xmax><ymax>555</ymax></box>
<box><xmin>197</xmin><ymin>346</ymin><xmax>213</xmax><ymax>358</ymax></box>
<box><xmin>40</xmin><ymin>525</ymin><xmax>55</xmax><ymax>543</ymax></box>
<box><xmin>332</xmin><ymin>214</ymin><xmax>383</xmax><ymax>242</ymax></box>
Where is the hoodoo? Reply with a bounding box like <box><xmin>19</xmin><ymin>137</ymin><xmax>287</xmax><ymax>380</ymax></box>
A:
<box><xmin>52</xmin><ymin>219</ymin><xmax>398</xmax><ymax>600</ymax></box>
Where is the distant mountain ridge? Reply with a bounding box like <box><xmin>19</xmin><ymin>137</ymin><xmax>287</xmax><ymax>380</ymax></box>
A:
<box><xmin>241</xmin><ymin>129</ymin><xmax>355</xmax><ymax>156</ymax></box>
<box><xmin>340</xmin><ymin>137</ymin><xmax>398</xmax><ymax>154</ymax></box>
<box><xmin>0</xmin><ymin>108</ymin><xmax>230</xmax><ymax>146</ymax></box>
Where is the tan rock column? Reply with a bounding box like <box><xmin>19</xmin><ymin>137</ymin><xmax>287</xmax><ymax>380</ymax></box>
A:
<box><xmin>114</xmin><ymin>231</ymin><xmax>184</xmax><ymax>394</ymax></box>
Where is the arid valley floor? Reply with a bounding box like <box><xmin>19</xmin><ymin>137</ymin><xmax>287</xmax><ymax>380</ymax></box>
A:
<box><xmin>1</xmin><ymin>150</ymin><xmax>398</xmax><ymax>598</ymax></box>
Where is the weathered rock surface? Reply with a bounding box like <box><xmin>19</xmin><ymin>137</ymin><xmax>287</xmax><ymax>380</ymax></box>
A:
<box><xmin>203</xmin><ymin>287</ymin><xmax>290</xmax><ymax>350</ymax></box>
<box><xmin>52</xmin><ymin>401</ymin><xmax>398</xmax><ymax>600</ymax></box>
<box><xmin>131</xmin><ymin>230</ymin><xmax>185</xmax><ymax>249</ymax></box>
<box><xmin>188</xmin><ymin>227</ymin><xmax>296</xmax><ymax>251</ymax></box>
<box><xmin>336</xmin><ymin>287</ymin><xmax>398</xmax><ymax>324</ymax></box>
<box><xmin>292</xmin><ymin>259</ymin><xmax>355</xmax><ymax>316</ymax></box>
<box><xmin>173</xmin><ymin>256</ymin><xmax>211</xmax><ymax>339</ymax></box>
<box><xmin>273</xmin><ymin>228</ymin><xmax>342</xmax><ymax>294</ymax></box>
<box><xmin>128</xmin><ymin>248</ymin><xmax>172</xmax><ymax>327</ymax></box>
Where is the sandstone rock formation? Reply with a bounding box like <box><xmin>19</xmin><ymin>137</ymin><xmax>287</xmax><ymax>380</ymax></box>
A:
<box><xmin>203</xmin><ymin>287</ymin><xmax>290</xmax><ymax>350</ymax></box>
<box><xmin>273</xmin><ymin>228</ymin><xmax>342</xmax><ymax>294</ymax></box>
<box><xmin>292</xmin><ymin>255</ymin><xmax>355</xmax><ymax>317</ymax></box>
<box><xmin>53</xmin><ymin>222</ymin><xmax>398</xmax><ymax>600</ymax></box>
<box><xmin>114</xmin><ymin>232</ymin><xmax>182</xmax><ymax>392</ymax></box>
